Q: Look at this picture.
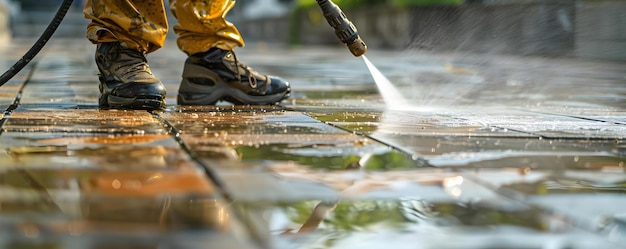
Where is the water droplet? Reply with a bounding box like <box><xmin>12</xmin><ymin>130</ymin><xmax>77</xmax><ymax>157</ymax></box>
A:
<box><xmin>112</xmin><ymin>179</ymin><xmax>121</xmax><ymax>189</ymax></box>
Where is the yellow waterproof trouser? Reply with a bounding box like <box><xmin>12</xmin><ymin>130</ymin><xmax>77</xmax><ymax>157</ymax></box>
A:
<box><xmin>83</xmin><ymin>0</ymin><xmax>245</xmax><ymax>55</ymax></box>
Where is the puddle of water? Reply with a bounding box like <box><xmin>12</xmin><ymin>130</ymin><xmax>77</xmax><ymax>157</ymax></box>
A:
<box><xmin>232</xmin><ymin>198</ymin><xmax>590</xmax><ymax>249</ymax></box>
<box><xmin>174</xmin><ymin>122</ymin><xmax>343</xmax><ymax>136</ymax></box>
<box><xmin>0</xmin><ymin>167</ymin><xmax>229</xmax><ymax>241</ymax></box>
<box><xmin>367</xmin><ymin>135</ymin><xmax>625</xmax><ymax>169</ymax></box>
<box><xmin>233</xmin><ymin>144</ymin><xmax>423</xmax><ymax>170</ymax></box>
<box><xmin>504</xmin><ymin>177</ymin><xmax>626</xmax><ymax>195</ymax></box>
<box><xmin>4</xmin><ymin>110</ymin><xmax>166</xmax><ymax>134</ymax></box>
<box><xmin>2</xmin><ymin>145</ymin><xmax>191</xmax><ymax>169</ymax></box>
<box><xmin>310</xmin><ymin>112</ymin><xmax>383</xmax><ymax>123</ymax></box>
<box><xmin>79</xmin><ymin>135</ymin><xmax>172</xmax><ymax>145</ymax></box>
<box><xmin>425</xmin><ymin>151</ymin><xmax>619</xmax><ymax>168</ymax></box>
<box><xmin>0</xmin><ymin>196</ymin><xmax>246</xmax><ymax>248</ymax></box>
<box><xmin>0</xmin><ymin>169</ymin><xmax>241</xmax><ymax>237</ymax></box>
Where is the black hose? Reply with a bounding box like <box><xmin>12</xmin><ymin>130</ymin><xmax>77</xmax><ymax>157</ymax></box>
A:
<box><xmin>0</xmin><ymin>0</ymin><xmax>74</xmax><ymax>86</ymax></box>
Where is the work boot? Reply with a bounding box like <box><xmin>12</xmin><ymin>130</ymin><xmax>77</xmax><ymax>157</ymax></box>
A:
<box><xmin>178</xmin><ymin>48</ymin><xmax>290</xmax><ymax>105</ymax></box>
<box><xmin>95</xmin><ymin>42</ymin><xmax>166</xmax><ymax>110</ymax></box>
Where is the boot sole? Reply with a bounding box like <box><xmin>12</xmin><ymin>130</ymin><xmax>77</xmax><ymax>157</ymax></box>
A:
<box><xmin>106</xmin><ymin>94</ymin><xmax>165</xmax><ymax>110</ymax></box>
<box><xmin>178</xmin><ymin>79</ymin><xmax>290</xmax><ymax>105</ymax></box>
<box><xmin>98</xmin><ymin>76</ymin><xmax>166</xmax><ymax>110</ymax></box>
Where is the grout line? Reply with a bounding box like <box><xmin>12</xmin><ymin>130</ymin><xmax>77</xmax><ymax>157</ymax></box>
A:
<box><xmin>301</xmin><ymin>112</ymin><xmax>434</xmax><ymax>168</ymax></box>
<box><xmin>15</xmin><ymin>169</ymin><xmax>63</xmax><ymax>212</ymax></box>
<box><xmin>149</xmin><ymin>110</ymin><xmax>271</xmax><ymax>249</ymax></box>
<box><xmin>525</xmin><ymin>109</ymin><xmax>626</xmax><ymax>125</ymax></box>
<box><xmin>0</xmin><ymin>62</ymin><xmax>37</xmax><ymax>135</ymax></box>
<box><xmin>149</xmin><ymin>110</ymin><xmax>230</xmax><ymax>195</ymax></box>
<box><xmin>0</xmin><ymin>61</ymin><xmax>64</xmax><ymax>211</ymax></box>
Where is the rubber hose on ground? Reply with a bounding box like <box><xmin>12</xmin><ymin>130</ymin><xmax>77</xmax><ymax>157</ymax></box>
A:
<box><xmin>0</xmin><ymin>0</ymin><xmax>74</xmax><ymax>86</ymax></box>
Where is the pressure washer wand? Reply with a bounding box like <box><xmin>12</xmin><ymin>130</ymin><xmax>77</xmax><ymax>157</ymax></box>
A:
<box><xmin>316</xmin><ymin>0</ymin><xmax>367</xmax><ymax>57</ymax></box>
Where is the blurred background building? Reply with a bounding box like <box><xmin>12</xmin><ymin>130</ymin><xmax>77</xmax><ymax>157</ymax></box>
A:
<box><xmin>0</xmin><ymin>0</ymin><xmax>624</xmax><ymax>61</ymax></box>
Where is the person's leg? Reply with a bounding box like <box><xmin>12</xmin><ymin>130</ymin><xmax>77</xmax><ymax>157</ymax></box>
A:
<box><xmin>84</xmin><ymin>0</ymin><xmax>168</xmax><ymax>110</ymax></box>
<box><xmin>170</xmin><ymin>0</ymin><xmax>290</xmax><ymax>105</ymax></box>
<box><xmin>170</xmin><ymin>0</ymin><xmax>243</xmax><ymax>55</ymax></box>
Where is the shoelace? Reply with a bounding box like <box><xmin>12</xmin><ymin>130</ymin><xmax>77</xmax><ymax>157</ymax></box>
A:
<box><xmin>230</xmin><ymin>52</ymin><xmax>258</xmax><ymax>88</ymax></box>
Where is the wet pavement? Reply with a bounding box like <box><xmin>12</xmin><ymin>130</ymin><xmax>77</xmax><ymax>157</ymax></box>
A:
<box><xmin>0</xmin><ymin>38</ymin><xmax>625</xmax><ymax>249</ymax></box>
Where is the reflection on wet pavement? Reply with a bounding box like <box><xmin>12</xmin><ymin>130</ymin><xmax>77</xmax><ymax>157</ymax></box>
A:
<box><xmin>0</xmin><ymin>39</ymin><xmax>624</xmax><ymax>248</ymax></box>
<box><xmin>4</xmin><ymin>109</ymin><xmax>166</xmax><ymax>134</ymax></box>
<box><xmin>165</xmin><ymin>108</ymin><xmax>425</xmax><ymax>171</ymax></box>
<box><xmin>0</xmin><ymin>167</ymin><xmax>253</xmax><ymax>248</ymax></box>
<box><xmin>239</xmin><ymin>198</ymin><xmax>623</xmax><ymax>249</ymax></box>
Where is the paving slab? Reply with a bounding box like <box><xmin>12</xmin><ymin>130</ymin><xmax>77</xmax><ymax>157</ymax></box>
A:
<box><xmin>0</xmin><ymin>37</ymin><xmax>624</xmax><ymax>249</ymax></box>
<box><xmin>0</xmin><ymin>44</ymin><xmax>32</xmax><ymax>112</ymax></box>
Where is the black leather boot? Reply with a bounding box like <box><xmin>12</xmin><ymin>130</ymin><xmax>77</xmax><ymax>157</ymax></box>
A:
<box><xmin>178</xmin><ymin>48</ymin><xmax>290</xmax><ymax>105</ymax></box>
<box><xmin>96</xmin><ymin>42</ymin><xmax>166</xmax><ymax>110</ymax></box>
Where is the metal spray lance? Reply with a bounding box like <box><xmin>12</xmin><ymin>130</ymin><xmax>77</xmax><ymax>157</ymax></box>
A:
<box><xmin>315</xmin><ymin>0</ymin><xmax>368</xmax><ymax>57</ymax></box>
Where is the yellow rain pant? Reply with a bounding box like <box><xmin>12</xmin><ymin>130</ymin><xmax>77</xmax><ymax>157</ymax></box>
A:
<box><xmin>83</xmin><ymin>0</ymin><xmax>245</xmax><ymax>55</ymax></box>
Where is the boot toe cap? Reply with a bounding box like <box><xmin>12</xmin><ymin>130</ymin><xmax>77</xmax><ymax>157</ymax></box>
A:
<box><xmin>269</xmin><ymin>76</ymin><xmax>290</xmax><ymax>94</ymax></box>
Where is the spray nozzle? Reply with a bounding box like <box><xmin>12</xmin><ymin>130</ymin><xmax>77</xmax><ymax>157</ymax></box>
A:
<box><xmin>316</xmin><ymin>0</ymin><xmax>367</xmax><ymax>57</ymax></box>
